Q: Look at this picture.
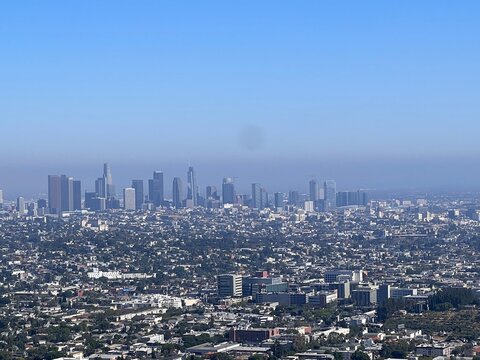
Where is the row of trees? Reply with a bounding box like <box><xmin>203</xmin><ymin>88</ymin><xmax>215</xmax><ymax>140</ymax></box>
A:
<box><xmin>378</xmin><ymin>287</ymin><xmax>480</xmax><ymax>322</ymax></box>
<box><xmin>429</xmin><ymin>287</ymin><xmax>479</xmax><ymax>311</ymax></box>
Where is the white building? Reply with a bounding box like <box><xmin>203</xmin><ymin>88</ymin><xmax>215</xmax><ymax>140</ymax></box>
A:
<box><xmin>304</xmin><ymin>201</ymin><xmax>315</xmax><ymax>212</ymax></box>
<box><xmin>123</xmin><ymin>187</ymin><xmax>136</xmax><ymax>210</ymax></box>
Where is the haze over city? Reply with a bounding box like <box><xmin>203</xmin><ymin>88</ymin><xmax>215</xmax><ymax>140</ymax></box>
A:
<box><xmin>2</xmin><ymin>1</ymin><xmax>480</xmax><ymax>196</ymax></box>
<box><xmin>4</xmin><ymin>2</ymin><xmax>480</xmax><ymax>360</ymax></box>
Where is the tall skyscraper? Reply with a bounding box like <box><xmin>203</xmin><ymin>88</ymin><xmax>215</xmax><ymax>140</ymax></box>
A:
<box><xmin>324</xmin><ymin>180</ymin><xmax>337</xmax><ymax>212</ymax></box>
<box><xmin>172</xmin><ymin>177</ymin><xmax>183</xmax><ymax>208</ymax></box>
<box><xmin>60</xmin><ymin>175</ymin><xmax>74</xmax><ymax>212</ymax></box>
<box><xmin>309</xmin><ymin>180</ymin><xmax>319</xmax><ymax>202</ymax></box>
<box><xmin>131</xmin><ymin>180</ymin><xmax>144</xmax><ymax>210</ymax></box>
<box><xmin>187</xmin><ymin>166</ymin><xmax>198</xmax><ymax>206</ymax></box>
<box><xmin>48</xmin><ymin>175</ymin><xmax>61</xmax><ymax>214</ymax></box>
<box><xmin>85</xmin><ymin>192</ymin><xmax>96</xmax><ymax>210</ymax></box>
<box><xmin>73</xmin><ymin>180</ymin><xmax>82</xmax><ymax>210</ymax></box>
<box><xmin>274</xmin><ymin>192</ymin><xmax>284</xmax><ymax>209</ymax></box>
<box><xmin>251</xmin><ymin>183</ymin><xmax>262</xmax><ymax>209</ymax></box>
<box><xmin>123</xmin><ymin>188</ymin><xmax>136</xmax><ymax>210</ymax></box>
<box><xmin>95</xmin><ymin>177</ymin><xmax>107</xmax><ymax>198</ymax></box>
<box><xmin>103</xmin><ymin>163</ymin><xmax>115</xmax><ymax>197</ymax></box>
<box><xmin>262</xmin><ymin>188</ymin><xmax>268</xmax><ymax>209</ymax></box>
<box><xmin>148</xmin><ymin>171</ymin><xmax>164</xmax><ymax>207</ymax></box>
<box><xmin>16</xmin><ymin>197</ymin><xmax>25</xmax><ymax>215</ymax></box>
<box><xmin>288</xmin><ymin>190</ymin><xmax>299</xmax><ymax>206</ymax></box>
<box><xmin>222</xmin><ymin>177</ymin><xmax>235</xmax><ymax>205</ymax></box>
<box><xmin>0</xmin><ymin>190</ymin><xmax>3</xmax><ymax>207</ymax></box>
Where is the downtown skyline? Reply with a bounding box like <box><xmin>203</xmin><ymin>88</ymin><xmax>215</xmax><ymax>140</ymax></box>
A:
<box><xmin>3</xmin><ymin>155</ymin><xmax>480</xmax><ymax>200</ymax></box>
<box><xmin>1</xmin><ymin>162</ymin><xmax>369</xmax><ymax>210</ymax></box>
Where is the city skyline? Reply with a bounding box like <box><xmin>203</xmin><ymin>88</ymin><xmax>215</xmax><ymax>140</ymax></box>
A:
<box><xmin>3</xmin><ymin>156</ymin><xmax>480</xmax><ymax>200</ymax></box>
<box><xmin>1</xmin><ymin>2</ymin><xmax>480</xmax><ymax>356</ymax></box>
<box><xmin>39</xmin><ymin>164</ymin><xmax>350</xmax><ymax>209</ymax></box>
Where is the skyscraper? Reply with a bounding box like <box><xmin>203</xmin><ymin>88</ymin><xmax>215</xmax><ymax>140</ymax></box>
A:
<box><xmin>336</xmin><ymin>190</ymin><xmax>368</xmax><ymax>207</ymax></box>
<box><xmin>73</xmin><ymin>180</ymin><xmax>82</xmax><ymax>210</ymax></box>
<box><xmin>261</xmin><ymin>188</ymin><xmax>268</xmax><ymax>209</ymax></box>
<box><xmin>123</xmin><ymin>188</ymin><xmax>136</xmax><ymax>210</ymax></box>
<box><xmin>103</xmin><ymin>163</ymin><xmax>115</xmax><ymax>197</ymax></box>
<box><xmin>324</xmin><ymin>180</ymin><xmax>337</xmax><ymax>212</ymax></box>
<box><xmin>0</xmin><ymin>190</ymin><xmax>3</xmax><ymax>207</ymax></box>
<box><xmin>131</xmin><ymin>180</ymin><xmax>144</xmax><ymax>210</ymax></box>
<box><xmin>148</xmin><ymin>171</ymin><xmax>164</xmax><ymax>207</ymax></box>
<box><xmin>95</xmin><ymin>177</ymin><xmax>107</xmax><ymax>198</ymax></box>
<box><xmin>309</xmin><ymin>180</ymin><xmax>318</xmax><ymax>202</ymax></box>
<box><xmin>48</xmin><ymin>175</ymin><xmax>61</xmax><ymax>214</ymax></box>
<box><xmin>288</xmin><ymin>190</ymin><xmax>299</xmax><ymax>206</ymax></box>
<box><xmin>16</xmin><ymin>197</ymin><xmax>25</xmax><ymax>215</ymax></box>
<box><xmin>60</xmin><ymin>175</ymin><xmax>74</xmax><ymax>212</ymax></box>
<box><xmin>187</xmin><ymin>166</ymin><xmax>198</xmax><ymax>206</ymax></box>
<box><xmin>251</xmin><ymin>183</ymin><xmax>262</xmax><ymax>209</ymax></box>
<box><xmin>85</xmin><ymin>192</ymin><xmax>96</xmax><ymax>210</ymax></box>
<box><xmin>172</xmin><ymin>177</ymin><xmax>183</xmax><ymax>208</ymax></box>
<box><xmin>274</xmin><ymin>192</ymin><xmax>284</xmax><ymax>209</ymax></box>
<box><xmin>222</xmin><ymin>177</ymin><xmax>235</xmax><ymax>205</ymax></box>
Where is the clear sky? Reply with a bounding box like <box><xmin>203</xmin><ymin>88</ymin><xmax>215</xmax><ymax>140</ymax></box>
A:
<box><xmin>1</xmin><ymin>1</ymin><xmax>480</xmax><ymax>197</ymax></box>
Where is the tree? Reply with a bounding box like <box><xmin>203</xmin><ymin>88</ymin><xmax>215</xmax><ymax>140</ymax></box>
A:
<box><xmin>292</xmin><ymin>335</ymin><xmax>307</xmax><ymax>352</ymax></box>
<box><xmin>350</xmin><ymin>350</ymin><xmax>370</xmax><ymax>360</ymax></box>
<box><xmin>27</xmin><ymin>345</ymin><xmax>64</xmax><ymax>360</ymax></box>
<box><xmin>380</xmin><ymin>341</ymin><xmax>410</xmax><ymax>359</ymax></box>
<box><xmin>429</xmin><ymin>287</ymin><xmax>479</xmax><ymax>311</ymax></box>
<box><xmin>248</xmin><ymin>355</ymin><xmax>265</xmax><ymax>360</ymax></box>
<box><xmin>333</xmin><ymin>352</ymin><xmax>343</xmax><ymax>360</ymax></box>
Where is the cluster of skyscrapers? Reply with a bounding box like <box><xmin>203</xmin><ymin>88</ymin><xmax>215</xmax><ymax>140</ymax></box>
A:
<box><xmin>47</xmin><ymin>175</ymin><xmax>82</xmax><ymax>214</ymax></box>
<box><xmin>0</xmin><ymin>163</ymin><xmax>367</xmax><ymax>215</ymax></box>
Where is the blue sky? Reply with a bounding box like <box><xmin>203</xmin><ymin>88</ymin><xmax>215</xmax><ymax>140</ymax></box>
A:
<box><xmin>1</xmin><ymin>1</ymin><xmax>480</xmax><ymax>196</ymax></box>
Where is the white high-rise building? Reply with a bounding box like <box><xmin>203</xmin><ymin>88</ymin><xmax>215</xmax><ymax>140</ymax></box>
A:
<box><xmin>304</xmin><ymin>200</ymin><xmax>315</xmax><ymax>212</ymax></box>
<box><xmin>123</xmin><ymin>188</ymin><xmax>136</xmax><ymax>210</ymax></box>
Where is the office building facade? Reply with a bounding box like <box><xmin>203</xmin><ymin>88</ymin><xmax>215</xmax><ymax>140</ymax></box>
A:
<box><xmin>187</xmin><ymin>166</ymin><xmax>198</xmax><ymax>206</ymax></box>
<box><xmin>131</xmin><ymin>180</ymin><xmax>144</xmax><ymax>210</ymax></box>
<box><xmin>323</xmin><ymin>180</ymin><xmax>337</xmax><ymax>212</ymax></box>
<box><xmin>217</xmin><ymin>274</ymin><xmax>243</xmax><ymax>298</ymax></box>
<box><xmin>148</xmin><ymin>171</ymin><xmax>164</xmax><ymax>207</ymax></box>
<box><xmin>172</xmin><ymin>177</ymin><xmax>183</xmax><ymax>208</ymax></box>
<box><xmin>123</xmin><ymin>188</ymin><xmax>136</xmax><ymax>210</ymax></box>
<box><xmin>222</xmin><ymin>177</ymin><xmax>235</xmax><ymax>205</ymax></box>
<box><xmin>73</xmin><ymin>180</ymin><xmax>82</xmax><ymax>210</ymax></box>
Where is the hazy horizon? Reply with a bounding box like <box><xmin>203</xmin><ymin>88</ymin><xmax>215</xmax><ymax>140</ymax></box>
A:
<box><xmin>2</xmin><ymin>1</ymin><xmax>480</xmax><ymax>197</ymax></box>
<box><xmin>3</xmin><ymin>156</ymin><xmax>480</xmax><ymax>200</ymax></box>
